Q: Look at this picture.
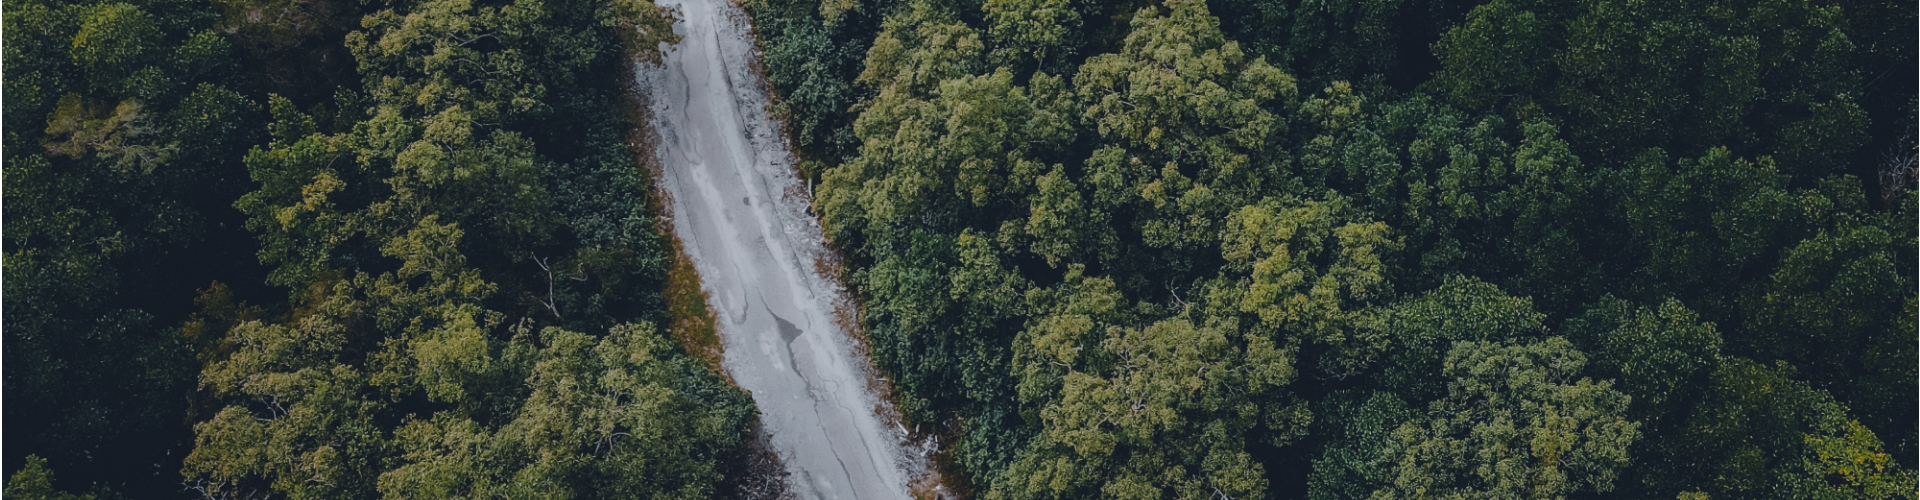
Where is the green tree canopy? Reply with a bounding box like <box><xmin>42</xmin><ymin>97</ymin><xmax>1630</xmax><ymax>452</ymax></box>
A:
<box><xmin>1367</xmin><ymin>338</ymin><xmax>1639</xmax><ymax>499</ymax></box>
<box><xmin>1431</xmin><ymin>0</ymin><xmax>1867</xmax><ymax>178</ymax></box>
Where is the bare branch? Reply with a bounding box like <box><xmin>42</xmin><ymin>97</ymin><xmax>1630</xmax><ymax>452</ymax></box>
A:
<box><xmin>532</xmin><ymin>252</ymin><xmax>562</xmax><ymax>319</ymax></box>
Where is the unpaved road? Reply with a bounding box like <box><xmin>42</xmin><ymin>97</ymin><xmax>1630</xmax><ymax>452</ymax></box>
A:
<box><xmin>637</xmin><ymin>1</ymin><xmax>926</xmax><ymax>498</ymax></box>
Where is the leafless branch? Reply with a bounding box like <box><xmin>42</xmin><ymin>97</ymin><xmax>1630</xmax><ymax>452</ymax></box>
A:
<box><xmin>533</xmin><ymin>252</ymin><xmax>562</xmax><ymax>319</ymax></box>
<box><xmin>1879</xmin><ymin>136</ymin><xmax>1916</xmax><ymax>204</ymax></box>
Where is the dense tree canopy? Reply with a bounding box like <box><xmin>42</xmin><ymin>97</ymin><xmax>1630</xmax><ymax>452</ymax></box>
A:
<box><xmin>5</xmin><ymin>0</ymin><xmax>258</xmax><ymax>487</ymax></box>
<box><xmin>5</xmin><ymin>0</ymin><xmax>750</xmax><ymax>495</ymax></box>
<box><xmin>5</xmin><ymin>0</ymin><xmax>1914</xmax><ymax>496</ymax></box>
<box><xmin>750</xmin><ymin>0</ymin><xmax>1917</xmax><ymax>497</ymax></box>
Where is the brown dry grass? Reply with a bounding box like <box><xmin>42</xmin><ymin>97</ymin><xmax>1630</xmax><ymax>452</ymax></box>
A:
<box><xmin>659</xmin><ymin>228</ymin><xmax>727</xmax><ymax>376</ymax></box>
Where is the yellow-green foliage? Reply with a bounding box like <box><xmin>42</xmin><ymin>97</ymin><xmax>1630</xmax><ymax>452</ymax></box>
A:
<box><xmin>774</xmin><ymin>0</ymin><xmax>1917</xmax><ymax>496</ymax></box>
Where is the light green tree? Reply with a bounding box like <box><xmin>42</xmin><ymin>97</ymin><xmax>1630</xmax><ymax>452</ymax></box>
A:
<box><xmin>1209</xmin><ymin>196</ymin><xmax>1395</xmax><ymax>375</ymax></box>
<box><xmin>998</xmin><ymin>270</ymin><xmax>1302</xmax><ymax>500</ymax></box>
<box><xmin>1370</xmin><ymin>338</ymin><xmax>1640</xmax><ymax>500</ymax></box>
<box><xmin>982</xmin><ymin>0</ymin><xmax>1079</xmax><ymax>72</ymax></box>
<box><xmin>4</xmin><ymin>456</ymin><xmax>94</xmax><ymax>500</ymax></box>
<box><xmin>1075</xmin><ymin>0</ymin><xmax>1294</xmax><ymax>256</ymax></box>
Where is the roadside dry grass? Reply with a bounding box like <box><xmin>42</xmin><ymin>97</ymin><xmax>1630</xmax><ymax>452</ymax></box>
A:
<box><xmin>658</xmin><ymin>228</ymin><xmax>727</xmax><ymax>376</ymax></box>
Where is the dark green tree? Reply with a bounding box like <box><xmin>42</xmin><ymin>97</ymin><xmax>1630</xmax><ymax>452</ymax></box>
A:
<box><xmin>1296</xmin><ymin>90</ymin><xmax>1603</xmax><ymax>313</ymax></box>
<box><xmin>744</xmin><ymin>0</ymin><xmax>900</xmax><ymax>164</ymax></box>
<box><xmin>1431</xmin><ymin>0</ymin><xmax>1867</xmax><ymax>178</ymax></box>
<box><xmin>3</xmin><ymin>0</ymin><xmax>262</xmax><ymax>489</ymax></box>
<box><xmin>1673</xmin><ymin>359</ymin><xmax>1916</xmax><ymax>499</ymax></box>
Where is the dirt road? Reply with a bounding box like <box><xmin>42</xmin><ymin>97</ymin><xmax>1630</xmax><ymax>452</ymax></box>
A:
<box><xmin>637</xmin><ymin>1</ymin><xmax>927</xmax><ymax>498</ymax></box>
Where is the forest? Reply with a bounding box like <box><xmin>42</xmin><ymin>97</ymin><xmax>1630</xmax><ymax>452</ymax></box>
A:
<box><xmin>4</xmin><ymin>0</ymin><xmax>760</xmax><ymax>496</ymax></box>
<box><xmin>1</xmin><ymin>0</ymin><xmax>1914</xmax><ymax>497</ymax></box>
<box><xmin>747</xmin><ymin>0</ymin><xmax>1918</xmax><ymax>498</ymax></box>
